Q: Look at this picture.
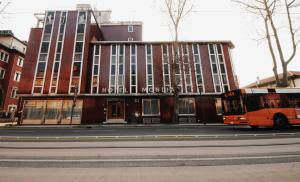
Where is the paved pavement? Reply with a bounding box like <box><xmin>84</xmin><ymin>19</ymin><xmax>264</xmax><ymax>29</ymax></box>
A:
<box><xmin>1</xmin><ymin>163</ymin><xmax>299</xmax><ymax>182</ymax></box>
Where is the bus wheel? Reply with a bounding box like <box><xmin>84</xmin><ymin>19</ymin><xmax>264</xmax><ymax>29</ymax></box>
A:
<box><xmin>273</xmin><ymin>115</ymin><xmax>288</xmax><ymax>129</ymax></box>
<box><xmin>250</xmin><ymin>126</ymin><xmax>259</xmax><ymax>129</ymax></box>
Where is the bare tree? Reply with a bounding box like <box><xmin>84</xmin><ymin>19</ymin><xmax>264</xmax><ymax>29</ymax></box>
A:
<box><xmin>233</xmin><ymin>0</ymin><xmax>299</xmax><ymax>87</ymax></box>
<box><xmin>164</xmin><ymin>0</ymin><xmax>193</xmax><ymax>123</ymax></box>
<box><xmin>0</xmin><ymin>1</ymin><xmax>11</xmax><ymax>23</ymax></box>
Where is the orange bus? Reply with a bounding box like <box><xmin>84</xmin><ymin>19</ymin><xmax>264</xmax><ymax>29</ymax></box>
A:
<box><xmin>222</xmin><ymin>88</ymin><xmax>300</xmax><ymax>128</ymax></box>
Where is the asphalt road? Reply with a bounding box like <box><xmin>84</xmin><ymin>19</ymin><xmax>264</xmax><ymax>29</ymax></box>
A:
<box><xmin>0</xmin><ymin>138</ymin><xmax>300</xmax><ymax>181</ymax></box>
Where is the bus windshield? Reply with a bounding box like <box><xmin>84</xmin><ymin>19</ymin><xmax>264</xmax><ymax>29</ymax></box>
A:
<box><xmin>222</xmin><ymin>96</ymin><xmax>245</xmax><ymax>115</ymax></box>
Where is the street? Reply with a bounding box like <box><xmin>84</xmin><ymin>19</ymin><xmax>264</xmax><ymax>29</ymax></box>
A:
<box><xmin>0</xmin><ymin>124</ymin><xmax>299</xmax><ymax>181</ymax></box>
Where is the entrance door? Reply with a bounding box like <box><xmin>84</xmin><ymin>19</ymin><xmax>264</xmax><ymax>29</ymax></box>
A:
<box><xmin>107</xmin><ymin>100</ymin><xmax>124</xmax><ymax>120</ymax></box>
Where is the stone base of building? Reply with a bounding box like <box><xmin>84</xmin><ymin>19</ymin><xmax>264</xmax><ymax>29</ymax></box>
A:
<box><xmin>18</xmin><ymin>95</ymin><xmax>223</xmax><ymax>125</ymax></box>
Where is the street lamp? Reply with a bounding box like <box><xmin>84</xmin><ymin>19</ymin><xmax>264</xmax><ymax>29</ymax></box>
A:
<box><xmin>70</xmin><ymin>84</ymin><xmax>78</xmax><ymax>125</ymax></box>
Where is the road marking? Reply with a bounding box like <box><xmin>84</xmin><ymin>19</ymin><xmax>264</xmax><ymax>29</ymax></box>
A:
<box><xmin>1</xmin><ymin>154</ymin><xmax>300</xmax><ymax>163</ymax></box>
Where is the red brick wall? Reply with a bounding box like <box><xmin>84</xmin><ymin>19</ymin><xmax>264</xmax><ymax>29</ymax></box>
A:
<box><xmin>100</xmin><ymin>25</ymin><xmax>142</xmax><ymax>41</ymax></box>
<box><xmin>19</xmin><ymin>28</ymin><xmax>42</xmax><ymax>94</ymax></box>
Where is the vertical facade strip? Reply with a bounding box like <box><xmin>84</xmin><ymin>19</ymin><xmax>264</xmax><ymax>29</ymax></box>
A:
<box><xmin>130</xmin><ymin>44</ymin><xmax>137</xmax><ymax>94</ymax></box>
<box><xmin>117</xmin><ymin>44</ymin><xmax>125</xmax><ymax>94</ymax></box>
<box><xmin>192</xmin><ymin>44</ymin><xmax>205</xmax><ymax>93</ymax></box>
<box><xmin>91</xmin><ymin>45</ymin><xmax>101</xmax><ymax>93</ymax></box>
<box><xmin>172</xmin><ymin>45</ymin><xmax>183</xmax><ymax>93</ymax></box>
<box><xmin>162</xmin><ymin>44</ymin><xmax>171</xmax><ymax>93</ymax></box>
<box><xmin>145</xmin><ymin>44</ymin><xmax>154</xmax><ymax>93</ymax></box>
<box><xmin>49</xmin><ymin>11</ymin><xmax>68</xmax><ymax>94</ymax></box>
<box><xmin>208</xmin><ymin>44</ymin><xmax>230</xmax><ymax>93</ymax></box>
<box><xmin>69</xmin><ymin>11</ymin><xmax>87</xmax><ymax>93</ymax></box>
<box><xmin>181</xmin><ymin>44</ymin><xmax>193</xmax><ymax>93</ymax></box>
<box><xmin>32</xmin><ymin>11</ymin><xmax>56</xmax><ymax>94</ymax></box>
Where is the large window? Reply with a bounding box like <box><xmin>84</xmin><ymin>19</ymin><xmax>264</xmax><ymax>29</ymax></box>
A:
<box><xmin>178</xmin><ymin>98</ymin><xmax>195</xmax><ymax>115</ymax></box>
<box><xmin>22</xmin><ymin>100</ymin><xmax>83</xmax><ymax>124</ymax></box>
<box><xmin>23</xmin><ymin>100</ymin><xmax>46</xmax><ymax>121</ymax></box>
<box><xmin>215</xmin><ymin>98</ymin><xmax>222</xmax><ymax>116</ymax></box>
<box><xmin>143</xmin><ymin>99</ymin><xmax>160</xmax><ymax>116</ymax></box>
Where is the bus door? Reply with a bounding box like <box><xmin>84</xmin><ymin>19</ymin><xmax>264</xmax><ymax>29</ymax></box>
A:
<box><xmin>296</xmin><ymin>108</ymin><xmax>300</xmax><ymax>119</ymax></box>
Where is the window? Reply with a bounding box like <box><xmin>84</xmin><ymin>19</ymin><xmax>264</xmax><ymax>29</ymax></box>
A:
<box><xmin>14</xmin><ymin>72</ymin><xmax>21</xmax><ymax>82</ymax></box>
<box><xmin>178</xmin><ymin>98</ymin><xmax>195</xmax><ymax>115</ymax></box>
<box><xmin>128</xmin><ymin>25</ymin><xmax>133</xmax><ymax>32</ymax></box>
<box><xmin>0</xmin><ymin>51</ymin><xmax>9</xmax><ymax>62</ymax></box>
<box><xmin>8</xmin><ymin>105</ymin><xmax>17</xmax><ymax>112</ymax></box>
<box><xmin>17</xmin><ymin>57</ymin><xmax>24</xmax><ymax>67</ymax></box>
<box><xmin>11</xmin><ymin>88</ymin><xmax>18</xmax><ymax>98</ymax></box>
<box><xmin>143</xmin><ymin>99</ymin><xmax>160</xmax><ymax>116</ymax></box>
<box><xmin>215</xmin><ymin>98</ymin><xmax>222</xmax><ymax>115</ymax></box>
<box><xmin>0</xmin><ymin>68</ymin><xmax>5</xmax><ymax>79</ymax></box>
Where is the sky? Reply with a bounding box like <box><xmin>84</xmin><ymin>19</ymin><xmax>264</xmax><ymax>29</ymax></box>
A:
<box><xmin>1</xmin><ymin>0</ymin><xmax>299</xmax><ymax>87</ymax></box>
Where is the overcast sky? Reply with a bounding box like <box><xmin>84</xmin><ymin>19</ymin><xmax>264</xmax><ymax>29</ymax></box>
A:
<box><xmin>1</xmin><ymin>0</ymin><xmax>299</xmax><ymax>87</ymax></box>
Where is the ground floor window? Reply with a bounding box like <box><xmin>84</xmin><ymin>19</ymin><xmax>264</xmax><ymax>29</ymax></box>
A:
<box><xmin>23</xmin><ymin>100</ymin><xmax>46</xmax><ymax>120</ymax></box>
<box><xmin>142</xmin><ymin>99</ymin><xmax>160</xmax><ymax>116</ymax></box>
<box><xmin>215</xmin><ymin>98</ymin><xmax>222</xmax><ymax>116</ymax></box>
<box><xmin>178</xmin><ymin>98</ymin><xmax>195</xmax><ymax>115</ymax></box>
<box><xmin>8</xmin><ymin>105</ymin><xmax>17</xmax><ymax>112</ymax></box>
<box><xmin>22</xmin><ymin>99</ymin><xmax>83</xmax><ymax>124</ymax></box>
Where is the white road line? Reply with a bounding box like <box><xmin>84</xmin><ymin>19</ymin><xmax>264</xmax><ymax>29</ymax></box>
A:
<box><xmin>1</xmin><ymin>154</ymin><xmax>300</xmax><ymax>163</ymax></box>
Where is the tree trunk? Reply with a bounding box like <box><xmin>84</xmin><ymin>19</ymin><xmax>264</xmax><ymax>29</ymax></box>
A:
<box><xmin>280</xmin><ymin>65</ymin><xmax>289</xmax><ymax>87</ymax></box>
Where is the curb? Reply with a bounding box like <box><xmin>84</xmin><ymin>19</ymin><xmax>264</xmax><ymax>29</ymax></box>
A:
<box><xmin>2</xmin><ymin>123</ymin><xmax>224</xmax><ymax>129</ymax></box>
<box><xmin>0</xmin><ymin>133</ymin><xmax>298</xmax><ymax>142</ymax></box>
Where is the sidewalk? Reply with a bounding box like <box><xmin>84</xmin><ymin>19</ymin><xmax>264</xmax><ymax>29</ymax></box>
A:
<box><xmin>1</xmin><ymin>123</ymin><xmax>224</xmax><ymax>128</ymax></box>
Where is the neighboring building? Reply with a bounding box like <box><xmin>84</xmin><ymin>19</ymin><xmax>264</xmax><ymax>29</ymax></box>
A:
<box><xmin>18</xmin><ymin>4</ymin><xmax>238</xmax><ymax>125</ymax></box>
<box><xmin>0</xmin><ymin>30</ymin><xmax>27</xmax><ymax>112</ymax></box>
<box><xmin>245</xmin><ymin>71</ymin><xmax>300</xmax><ymax>88</ymax></box>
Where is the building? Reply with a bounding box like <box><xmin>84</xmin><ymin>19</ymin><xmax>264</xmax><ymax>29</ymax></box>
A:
<box><xmin>245</xmin><ymin>71</ymin><xmax>300</xmax><ymax>88</ymax></box>
<box><xmin>0</xmin><ymin>30</ymin><xmax>27</xmax><ymax>113</ymax></box>
<box><xmin>18</xmin><ymin>4</ymin><xmax>238</xmax><ymax>125</ymax></box>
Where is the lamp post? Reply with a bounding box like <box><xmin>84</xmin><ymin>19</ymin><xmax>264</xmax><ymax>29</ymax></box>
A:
<box><xmin>70</xmin><ymin>85</ymin><xmax>78</xmax><ymax>125</ymax></box>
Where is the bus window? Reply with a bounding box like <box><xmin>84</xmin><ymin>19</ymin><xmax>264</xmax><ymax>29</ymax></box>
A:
<box><xmin>222</xmin><ymin>96</ymin><xmax>245</xmax><ymax>115</ymax></box>
<box><xmin>244</xmin><ymin>95</ymin><xmax>263</xmax><ymax>112</ymax></box>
